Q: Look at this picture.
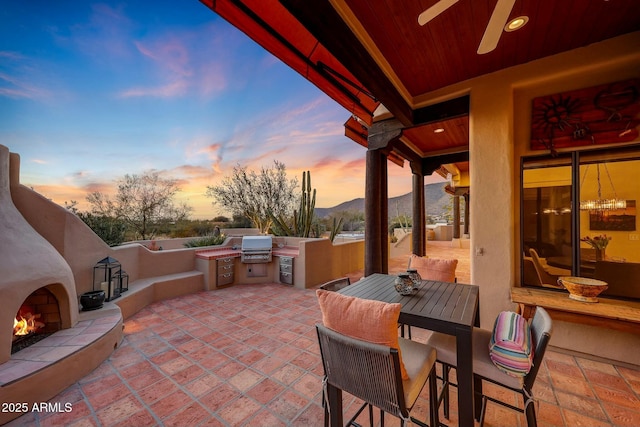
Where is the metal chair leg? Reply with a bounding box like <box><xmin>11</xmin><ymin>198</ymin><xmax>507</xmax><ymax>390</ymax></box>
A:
<box><xmin>524</xmin><ymin>389</ymin><xmax>538</xmax><ymax>427</ymax></box>
<box><xmin>429</xmin><ymin>366</ymin><xmax>440</xmax><ymax>427</ymax></box>
<box><xmin>479</xmin><ymin>395</ymin><xmax>488</xmax><ymax>427</ymax></box>
<box><xmin>399</xmin><ymin>324</ymin><xmax>412</xmax><ymax>340</ymax></box>
<box><xmin>322</xmin><ymin>388</ymin><xmax>329</xmax><ymax>427</ymax></box>
<box><xmin>345</xmin><ymin>402</ymin><xmax>369</xmax><ymax>427</ymax></box>
<box><xmin>369</xmin><ymin>404</ymin><xmax>373</xmax><ymax>427</ymax></box>
<box><xmin>442</xmin><ymin>364</ymin><xmax>450</xmax><ymax>420</ymax></box>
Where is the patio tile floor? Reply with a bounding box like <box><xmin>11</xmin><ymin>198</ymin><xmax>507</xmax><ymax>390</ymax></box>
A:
<box><xmin>5</xmin><ymin>242</ymin><xmax>640</xmax><ymax>427</ymax></box>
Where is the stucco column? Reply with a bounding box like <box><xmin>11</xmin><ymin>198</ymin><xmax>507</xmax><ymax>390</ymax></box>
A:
<box><xmin>453</xmin><ymin>195</ymin><xmax>461</xmax><ymax>239</ymax></box>
<box><xmin>411</xmin><ymin>162</ymin><xmax>425</xmax><ymax>256</ymax></box>
<box><xmin>470</xmin><ymin>82</ymin><xmax>514</xmax><ymax>328</ymax></box>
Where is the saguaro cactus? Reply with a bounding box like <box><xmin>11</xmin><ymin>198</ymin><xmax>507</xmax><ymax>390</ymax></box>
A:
<box><xmin>294</xmin><ymin>171</ymin><xmax>316</xmax><ymax>237</ymax></box>
<box><xmin>269</xmin><ymin>170</ymin><xmax>316</xmax><ymax>237</ymax></box>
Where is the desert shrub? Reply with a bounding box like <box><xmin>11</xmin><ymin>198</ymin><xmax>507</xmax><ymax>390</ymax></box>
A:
<box><xmin>183</xmin><ymin>234</ymin><xmax>226</xmax><ymax>248</ymax></box>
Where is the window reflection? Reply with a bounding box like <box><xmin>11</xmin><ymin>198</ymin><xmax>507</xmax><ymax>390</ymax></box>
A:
<box><xmin>580</xmin><ymin>157</ymin><xmax>639</xmax><ymax>300</ymax></box>
<box><xmin>523</xmin><ymin>165</ymin><xmax>572</xmax><ymax>288</ymax></box>
<box><xmin>521</xmin><ymin>149</ymin><xmax>640</xmax><ymax>301</ymax></box>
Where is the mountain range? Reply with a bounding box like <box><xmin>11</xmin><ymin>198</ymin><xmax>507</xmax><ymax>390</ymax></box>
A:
<box><xmin>315</xmin><ymin>182</ymin><xmax>452</xmax><ymax>219</ymax></box>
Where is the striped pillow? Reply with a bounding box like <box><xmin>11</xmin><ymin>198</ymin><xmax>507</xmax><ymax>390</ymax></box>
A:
<box><xmin>489</xmin><ymin>311</ymin><xmax>534</xmax><ymax>377</ymax></box>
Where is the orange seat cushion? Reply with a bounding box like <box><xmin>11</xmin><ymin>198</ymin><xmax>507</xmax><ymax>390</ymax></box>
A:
<box><xmin>410</xmin><ymin>255</ymin><xmax>458</xmax><ymax>282</ymax></box>
<box><xmin>316</xmin><ymin>289</ymin><xmax>408</xmax><ymax>379</ymax></box>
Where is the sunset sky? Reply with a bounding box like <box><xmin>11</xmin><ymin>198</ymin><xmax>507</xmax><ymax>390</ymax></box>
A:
<box><xmin>1</xmin><ymin>1</ymin><xmax>443</xmax><ymax>219</ymax></box>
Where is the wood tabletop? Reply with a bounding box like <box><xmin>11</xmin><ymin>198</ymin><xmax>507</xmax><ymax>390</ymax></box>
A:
<box><xmin>339</xmin><ymin>273</ymin><xmax>480</xmax><ymax>332</ymax></box>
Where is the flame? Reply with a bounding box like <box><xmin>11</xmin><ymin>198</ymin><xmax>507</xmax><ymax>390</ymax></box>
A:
<box><xmin>13</xmin><ymin>312</ymin><xmax>45</xmax><ymax>336</ymax></box>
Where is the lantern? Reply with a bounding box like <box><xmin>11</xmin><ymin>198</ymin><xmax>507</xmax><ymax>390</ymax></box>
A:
<box><xmin>114</xmin><ymin>269</ymin><xmax>129</xmax><ymax>293</ymax></box>
<box><xmin>92</xmin><ymin>257</ymin><xmax>121</xmax><ymax>301</ymax></box>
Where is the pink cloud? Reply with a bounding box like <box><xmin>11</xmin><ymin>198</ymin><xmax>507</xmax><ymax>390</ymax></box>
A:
<box><xmin>135</xmin><ymin>39</ymin><xmax>191</xmax><ymax>77</ymax></box>
<box><xmin>199</xmin><ymin>63</ymin><xmax>227</xmax><ymax>96</ymax></box>
<box><xmin>118</xmin><ymin>29</ymin><xmax>231</xmax><ymax>99</ymax></box>
<box><xmin>118</xmin><ymin>80</ymin><xmax>188</xmax><ymax>98</ymax></box>
<box><xmin>171</xmin><ymin>164</ymin><xmax>211</xmax><ymax>177</ymax></box>
<box><xmin>0</xmin><ymin>69</ymin><xmax>51</xmax><ymax>100</ymax></box>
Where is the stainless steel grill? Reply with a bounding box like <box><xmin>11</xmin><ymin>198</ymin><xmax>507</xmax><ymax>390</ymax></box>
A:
<box><xmin>241</xmin><ymin>236</ymin><xmax>273</xmax><ymax>263</ymax></box>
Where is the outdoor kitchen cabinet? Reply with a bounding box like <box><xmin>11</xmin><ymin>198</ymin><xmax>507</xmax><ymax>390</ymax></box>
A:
<box><xmin>216</xmin><ymin>257</ymin><xmax>235</xmax><ymax>288</ymax></box>
<box><xmin>279</xmin><ymin>256</ymin><xmax>294</xmax><ymax>285</ymax></box>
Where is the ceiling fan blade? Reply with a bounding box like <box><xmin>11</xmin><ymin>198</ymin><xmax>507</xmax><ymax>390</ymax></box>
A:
<box><xmin>477</xmin><ymin>0</ymin><xmax>516</xmax><ymax>54</ymax></box>
<box><xmin>418</xmin><ymin>0</ymin><xmax>459</xmax><ymax>26</ymax></box>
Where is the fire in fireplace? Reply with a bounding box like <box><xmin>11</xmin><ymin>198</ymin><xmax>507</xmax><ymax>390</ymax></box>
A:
<box><xmin>13</xmin><ymin>309</ymin><xmax>44</xmax><ymax>337</ymax></box>
<box><xmin>11</xmin><ymin>287</ymin><xmax>61</xmax><ymax>354</ymax></box>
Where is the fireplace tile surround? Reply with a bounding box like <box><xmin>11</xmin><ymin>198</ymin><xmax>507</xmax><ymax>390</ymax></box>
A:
<box><xmin>0</xmin><ymin>310</ymin><xmax>121</xmax><ymax>386</ymax></box>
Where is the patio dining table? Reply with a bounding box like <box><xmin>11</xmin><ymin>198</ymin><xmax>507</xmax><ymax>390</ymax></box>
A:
<box><xmin>334</xmin><ymin>273</ymin><xmax>481</xmax><ymax>427</ymax></box>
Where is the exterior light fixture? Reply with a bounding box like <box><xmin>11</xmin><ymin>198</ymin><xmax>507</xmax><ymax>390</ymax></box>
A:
<box><xmin>434</xmin><ymin>128</ymin><xmax>445</xmax><ymax>133</ymax></box>
<box><xmin>505</xmin><ymin>16</ymin><xmax>528</xmax><ymax>32</ymax></box>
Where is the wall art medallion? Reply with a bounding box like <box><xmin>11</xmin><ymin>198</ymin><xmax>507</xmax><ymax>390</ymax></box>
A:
<box><xmin>531</xmin><ymin>79</ymin><xmax>640</xmax><ymax>154</ymax></box>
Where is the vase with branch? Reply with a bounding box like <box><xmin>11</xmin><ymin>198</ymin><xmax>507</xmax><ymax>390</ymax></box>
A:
<box><xmin>581</xmin><ymin>234</ymin><xmax>612</xmax><ymax>261</ymax></box>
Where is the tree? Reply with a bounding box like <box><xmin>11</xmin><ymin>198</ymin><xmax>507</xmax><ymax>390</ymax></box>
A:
<box><xmin>65</xmin><ymin>200</ymin><xmax>126</xmax><ymax>246</ymax></box>
<box><xmin>206</xmin><ymin>161</ymin><xmax>298</xmax><ymax>233</ymax></box>
<box><xmin>86</xmin><ymin>171</ymin><xmax>192</xmax><ymax>240</ymax></box>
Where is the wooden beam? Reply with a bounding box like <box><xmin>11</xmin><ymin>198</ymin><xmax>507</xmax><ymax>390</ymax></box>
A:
<box><xmin>422</xmin><ymin>152</ymin><xmax>470</xmax><ymax>175</ymax></box>
<box><xmin>368</xmin><ymin>119</ymin><xmax>404</xmax><ymax>150</ymax></box>
<box><xmin>413</xmin><ymin>96</ymin><xmax>470</xmax><ymax>125</ymax></box>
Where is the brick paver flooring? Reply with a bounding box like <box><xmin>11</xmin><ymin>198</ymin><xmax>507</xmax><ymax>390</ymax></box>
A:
<box><xmin>6</xmin><ymin>241</ymin><xmax>640</xmax><ymax>427</ymax></box>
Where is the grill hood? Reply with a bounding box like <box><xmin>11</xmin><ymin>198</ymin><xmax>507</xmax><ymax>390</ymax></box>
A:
<box><xmin>241</xmin><ymin>235</ymin><xmax>273</xmax><ymax>251</ymax></box>
<box><xmin>241</xmin><ymin>236</ymin><xmax>273</xmax><ymax>263</ymax></box>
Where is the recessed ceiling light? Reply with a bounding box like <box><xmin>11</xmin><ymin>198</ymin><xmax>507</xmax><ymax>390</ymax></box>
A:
<box><xmin>505</xmin><ymin>16</ymin><xmax>528</xmax><ymax>32</ymax></box>
<box><xmin>434</xmin><ymin>128</ymin><xmax>445</xmax><ymax>133</ymax></box>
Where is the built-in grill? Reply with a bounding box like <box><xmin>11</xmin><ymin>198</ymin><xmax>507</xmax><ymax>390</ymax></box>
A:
<box><xmin>241</xmin><ymin>236</ymin><xmax>273</xmax><ymax>263</ymax></box>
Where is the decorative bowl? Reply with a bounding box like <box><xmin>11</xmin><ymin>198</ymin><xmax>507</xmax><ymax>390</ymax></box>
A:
<box><xmin>557</xmin><ymin>277</ymin><xmax>608</xmax><ymax>303</ymax></box>
<box><xmin>394</xmin><ymin>273</ymin><xmax>415</xmax><ymax>295</ymax></box>
<box><xmin>80</xmin><ymin>290</ymin><xmax>105</xmax><ymax>311</ymax></box>
<box><xmin>406</xmin><ymin>268</ymin><xmax>422</xmax><ymax>288</ymax></box>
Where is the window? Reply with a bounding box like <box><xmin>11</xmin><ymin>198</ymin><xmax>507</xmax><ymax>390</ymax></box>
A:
<box><xmin>521</xmin><ymin>146</ymin><xmax>640</xmax><ymax>300</ymax></box>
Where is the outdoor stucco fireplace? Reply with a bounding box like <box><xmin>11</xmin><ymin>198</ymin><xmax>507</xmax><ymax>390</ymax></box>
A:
<box><xmin>0</xmin><ymin>145</ymin><xmax>79</xmax><ymax>364</ymax></box>
<box><xmin>0</xmin><ymin>144</ymin><xmax>126</xmax><ymax>425</ymax></box>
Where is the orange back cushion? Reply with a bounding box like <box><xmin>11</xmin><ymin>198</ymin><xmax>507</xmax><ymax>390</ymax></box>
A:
<box><xmin>316</xmin><ymin>289</ymin><xmax>408</xmax><ymax>379</ymax></box>
<box><xmin>410</xmin><ymin>255</ymin><xmax>458</xmax><ymax>282</ymax></box>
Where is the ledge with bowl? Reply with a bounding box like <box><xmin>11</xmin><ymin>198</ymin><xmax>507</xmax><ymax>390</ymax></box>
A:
<box><xmin>512</xmin><ymin>280</ymin><xmax>640</xmax><ymax>336</ymax></box>
<box><xmin>557</xmin><ymin>276</ymin><xmax>609</xmax><ymax>303</ymax></box>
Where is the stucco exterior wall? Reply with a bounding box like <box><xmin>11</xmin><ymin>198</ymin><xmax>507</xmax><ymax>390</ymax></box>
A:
<box><xmin>419</xmin><ymin>32</ymin><xmax>640</xmax><ymax>363</ymax></box>
<box><xmin>8</xmin><ymin>153</ymin><xmax>201</xmax><ymax>303</ymax></box>
<box><xmin>298</xmin><ymin>238</ymin><xmax>364</xmax><ymax>289</ymax></box>
<box><xmin>509</xmin><ymin>33</ymin><xmax>640</xmax><ymax>364</ymax></box>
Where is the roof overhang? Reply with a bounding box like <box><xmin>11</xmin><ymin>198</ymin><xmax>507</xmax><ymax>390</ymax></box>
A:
<box><xmin>199</xmin><ymin>0</ymin><xmax>379</xmax><ymax>125</ymax></box>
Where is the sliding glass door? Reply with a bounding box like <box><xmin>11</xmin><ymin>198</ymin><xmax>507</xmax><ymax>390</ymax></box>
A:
<box><xmin>521</xmin><ymin>146</ymin><xmax>640</xmax><ymax>300</ymax></box>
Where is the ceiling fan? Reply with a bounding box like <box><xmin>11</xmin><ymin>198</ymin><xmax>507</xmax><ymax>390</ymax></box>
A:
<box><xmin>418</xmin><ymin>0</ymin><xmax>517</xmax><ymax>54</ymax></box>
